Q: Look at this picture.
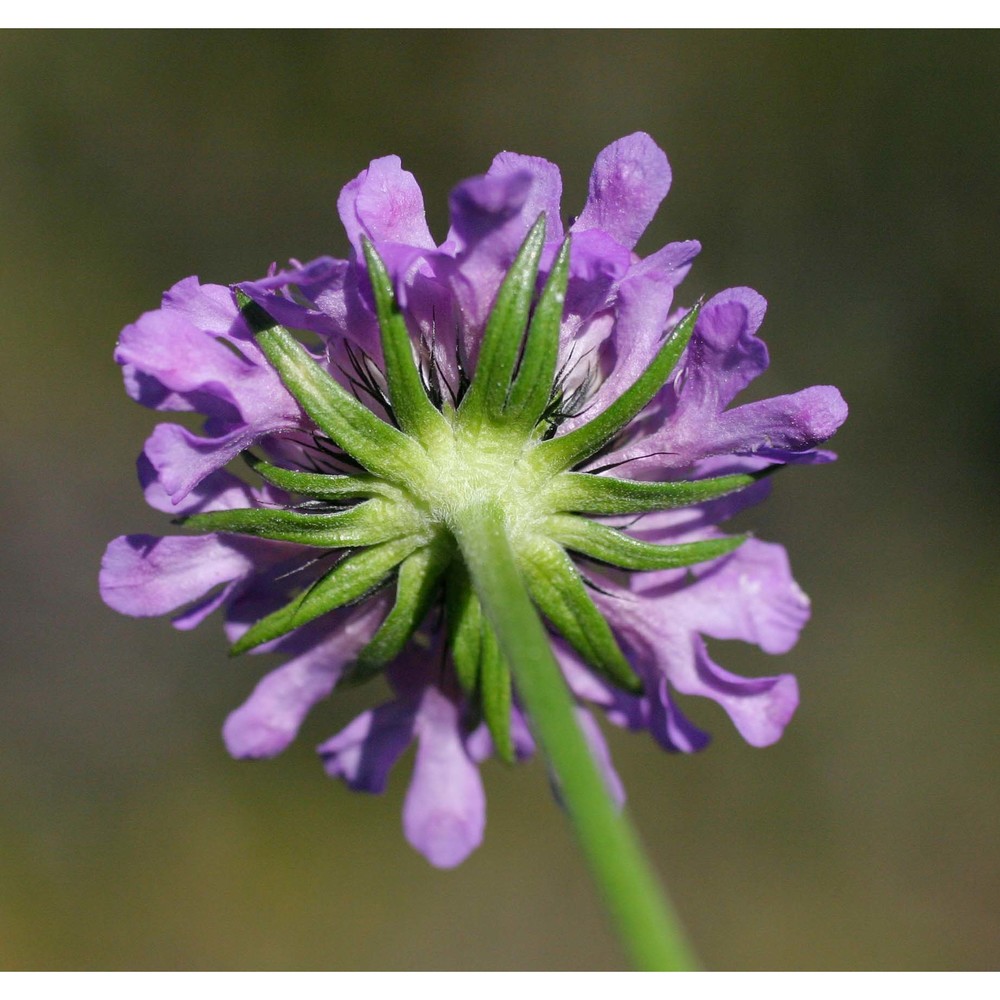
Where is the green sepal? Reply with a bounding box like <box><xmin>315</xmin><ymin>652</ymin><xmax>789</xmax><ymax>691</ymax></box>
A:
<box><xmin>533</xmin><ymin>300</ymin><xmax>702</xmax><ymax>473</ymax></box>
<box><xmin>444</xmin><ymin>570</ymin><xmax>515</xmax><ymax>764</ymax></box>
<box><xmin>235</xmin><ymin>290</ymin><xmax>426</xmax><ymax>485</ymax></box>
<box><xmin>177</xmin><ymin>498</ymin><xmax>418</xmax><ymax>548</ymax></box>
<box><xmin>541</xmin><ymin>470</ymin><xmax>760</xmax><ymax>515</ymax></box>
<box><xmin>348</xmin><ymin>536</ymin><xmax>454</xmax><ymax>684</ymax></box>
<box><xmin>517</xmin><ymin>534</ymin><xmax>642</xmax><ymax>694</ymax></box>
<box><xmin>541</xmin><ymin>514</ymin><xmax>747</xmax><ymax>571</ymax></box>
<box><xmin>230</xmin><ymin>534</ymin><xmax>423</xmax><ymax>655</ymax></box>
<box><xmin>244</xmin><ymin>453</ymin><xmax>396</xmax><ymax>501</ymax></box>
<box><xmin>505</xmin><ymin>235</ymin><xmax>571</xmax><ymax>430</ymax></box>
<box><xmin>445</xmin><ymin>568</ymin><xmax>483</xmax><ymax>701</ymax></box>
<box><xmin>459</xmin><ymin>214</ymin><xmax>547</xmax><ymax>429</ymax></box>
<box><xmin>479</xmin><ymin>623</ymin><xmax>515</xmax><ymax>764</ymax></box>
<box><xmin>361</xmin><ymin>239</ymin><xmax>450</xmax><ymax>446</ymax></box>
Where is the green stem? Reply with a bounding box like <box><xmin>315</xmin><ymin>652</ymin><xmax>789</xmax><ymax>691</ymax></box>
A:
<box><xmin>451</xmin><ymin>502</ymin><xmax>699</xmax><ymax>972</ymax></box>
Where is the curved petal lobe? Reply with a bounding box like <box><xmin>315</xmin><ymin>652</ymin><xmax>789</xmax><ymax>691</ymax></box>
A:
<box><xmin>573</xmin><ymin>132</ymin><xmax>672</xmax><ymax>249</ymax></box>
<box><xmin>403</xmin><ymin>688</ymin><xmax>486</xmax><ymax>869</ymax></box>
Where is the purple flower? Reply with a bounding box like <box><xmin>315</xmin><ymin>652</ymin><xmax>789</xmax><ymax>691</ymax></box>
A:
<box><xmin>101</xmin><ymin>133</ymin><xmax>846</xmax><ymax>868</ymax></box>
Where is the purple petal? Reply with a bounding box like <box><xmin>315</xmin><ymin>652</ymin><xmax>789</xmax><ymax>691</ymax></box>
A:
<box><xmin>238</xmin><ymin>259</ymin><xmax>349</xmax><ymax>338</ymax></box>
<box><xmin>224</xmin><ymin>600</ymin><xmax>387</xmax><ymax>760</ymax></box>
<box><xmin>337</xmin><ymin>155</ymin><xmax>435</xmax><ymax>253</ymax></box>
<box><xmin>674</xmin><ymin>638</ymin><xmax>799</xmax><ymax>748</ymax></box>
<box><xmin>638</xmin><ymin>238</ymin><xmax>702</xmax><ymax>288</ymax></box>
<box><xmin>445</xmin><ymin>171</ymin><xmax>538</xmax><ymax>349</ymax></box>
<box><xmin>137</xmin><ymin>452</ymin><xmax>266</xmax><ymax>516</ymax></box>
<box><xmin>596</xmin><ymin>555</ymin><xmax>804</xmax><ymax>748</ymax></box>
<box><xmin>554</xmin><ymin>632</ymin><xmax>709</xmax><ymax>757</ymax></box>
<box><xmin>676</xmin><ymin>286</ymin><xmax>770</xmax><ymax>413</ymax></box>
<box><xmin>639</xmin><ymin>609</ymin><xmax>798</xmax><ymax>748</ymax></box>
<box><xmin>119</xmin><ymin>275</ymin><xmax>317</xmax><ymax>503</ymax></box>
<box><xmin>463</xmin><ymin>722</ymin><xmax>493</xmax><ymax>764</ymax></box>
<box><xmin>403</xmin><ymin>687</ymin><xmax>485</xmax><ymax>868</ymax></box>
<box><xmin>605</xmin><ymin>586</ymin><xmax>799</xmax><ymax>748</ymax></box>
<box><xmin>447</xmin><ymin>171</ymin><xmax>532</xmax><ymax>251</ymax></box>
<box><xmin>116</xmin><ymin>307</ymin><xmax>248</xmax><ymax>416</ymax></box>
<box><xmin>250</xmin><ymin>255</ymin><xmax>347</xmax><ymax>299</ymax></box>
<box><xmin>161</xmin><ymin>276</ymin><xmax>246</xmax><ymax>338</ymax></box>
<box><xmin>604</xmin><ymin>287</ymin><xmax>768</xmax><ymax>467</ymax></box>
<box><xmin>169</xmin><ymin>583</ymin><xmax>239</xmax><ymax>631</ymax></box>
<box><xmin>675</xmin><ymin>538</ymin><xmax>813</xmax><ymax>655</ymax></box>
<box><xmin>709</xmin><ymin>385</ymin><xmax>849</xmax><ymax>460</ymax></box>
<box><xmin>561</xmin><ymin>249</ymin><xmax>684</xmax><ymax>433</ymax></box>
<box><xmin>648</xmin><ymin>678</ymin><xmax>712</xmax><ymax>753</ymax></box>
<box><xmin>562</xmin><ymin>228</ymin><xmax>632</xmax><ymax>326</ymax></box>
<box><xmin>592</xmin><ymin>663</ymin><xmax>711</xmax><ymax>755</ymax></box>
<box><xmin>99</xmin><ymin>534</ymin><xmax>254</xmax><ymax>618</ymax></box>
<box><xmin>121</xmin><ymin>283</ymin><xmax>310</xmax><ymax>415</ymax></box>
<box><xmin>594</xmin><ymin>288</ymin><xmax>847</xmax><ymax>471</ymax></box>
<box><xmin>572</xmin><ymin>132</ymin><xmax>672</xmax><ymax>249</ymax></box>
<box><xmin>125</xmin><ymin>276</ymin><xmax>281</xmax><ymax>389</ymax></box>
<box><xmin>224</xmin><ymin>655</ymin><xmax>342</xmax><ymax>760</ymax></box>
<box><xmin>549</xmin><ymin>229</ymin><xmax>633</xmax><ymax>411</ymax></box>
<box><xmin>142</xmin><ymin>422</ymin><xmax>259</xmax><ymax>505</ymax></box>
<box><xmin>488</xmin><ymin>151</ymin><xmax>564</xmax><ymax>241</ymax></box>
<box><xmin>317</xmin><ymin>699</ymin><xmax>417</xmax><ymax>790</ymax></box>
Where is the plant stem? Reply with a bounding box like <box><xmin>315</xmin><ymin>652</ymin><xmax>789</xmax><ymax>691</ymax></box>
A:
<box><xmin>451</xmin><ymin>501</ymin><xmax>699</xmax><ymax>972</ymax></box>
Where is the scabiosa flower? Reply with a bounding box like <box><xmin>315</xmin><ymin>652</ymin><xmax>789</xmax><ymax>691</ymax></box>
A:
<box><xmin>100</xmin><ymin>133</ymin><xmax>846</xmax><ymax>870</ymax></box>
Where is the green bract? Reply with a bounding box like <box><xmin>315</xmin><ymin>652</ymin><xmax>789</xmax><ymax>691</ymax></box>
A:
<box><xmin>208</xmin><ymin>219</ymin><xmax>756</xmax><ymax>760</ymax></box>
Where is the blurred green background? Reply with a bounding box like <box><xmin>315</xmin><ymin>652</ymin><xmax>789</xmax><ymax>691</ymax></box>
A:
<box><xmin>2</xmin><ymin>30</ymin><xmax>998</xmax><ymax>970</ymax></box>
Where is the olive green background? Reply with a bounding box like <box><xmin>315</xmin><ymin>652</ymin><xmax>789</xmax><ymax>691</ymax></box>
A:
<box><xmin>2</xmin><ymin>31</ymin><xmax>998</xmax><ymax>970</ymax></box>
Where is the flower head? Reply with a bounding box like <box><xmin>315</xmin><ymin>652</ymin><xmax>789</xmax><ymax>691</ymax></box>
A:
<box><xmin>101</xmin><ymin>133</ymin><xmax>847</xmax><ymax>868</ymax></box>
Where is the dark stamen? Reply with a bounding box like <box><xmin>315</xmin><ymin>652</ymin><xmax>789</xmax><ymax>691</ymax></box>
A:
<box><xmin>583</xmin><ymin>449</ymin><xmax>679</xmax><ymax>475</ymax></box>
<box><xmin>339</xmin><ymin>342</ymin><xmax>397</xmax><ymax>426</ymax></box>
<box><xmin>272</xmin><ymin>549</ymin><xmax>342</xmax><ymax>583</ymax></box>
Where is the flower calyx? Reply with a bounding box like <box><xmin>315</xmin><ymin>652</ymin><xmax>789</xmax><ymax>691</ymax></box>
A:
<box><xmin>178</xmin><ymin>217</ymin><xmax>756</xmax><ymax>762</ymax></box>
